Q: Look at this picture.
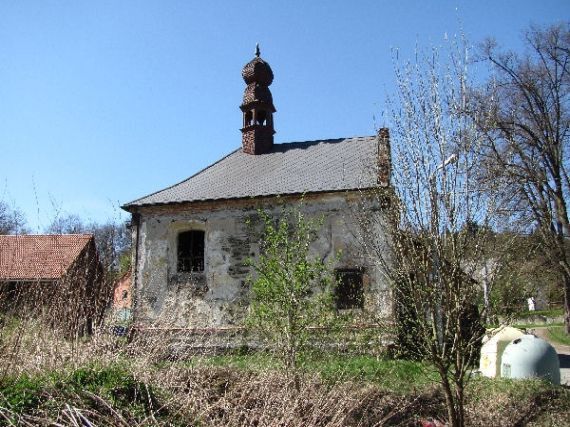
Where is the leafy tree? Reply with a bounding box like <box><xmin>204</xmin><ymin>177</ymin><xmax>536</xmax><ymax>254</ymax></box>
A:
<box><xmin>472</xmin><ymin>23</ymin><xmax>570</xmax><ymax>332</ymax></box>
<box><xmin>246</xmin><ymin>206</ymin><xmax>335</xmax><ymax>389</ymax></box>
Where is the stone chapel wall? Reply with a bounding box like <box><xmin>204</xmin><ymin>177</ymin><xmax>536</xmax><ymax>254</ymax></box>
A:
<box><xmin>131</xmin><ymin>192</ymin><xmax>391</xmax><ymax>328</ymax></box>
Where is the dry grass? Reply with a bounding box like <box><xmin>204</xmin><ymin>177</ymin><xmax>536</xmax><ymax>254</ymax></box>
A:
<box><xmin>1</xmin><ymin>317</ymin><xmax>569</xmax><ymax>426</ymax></box>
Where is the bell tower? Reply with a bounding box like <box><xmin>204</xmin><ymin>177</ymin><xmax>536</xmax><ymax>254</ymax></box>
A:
<box><xmin>240</xmin><ymin>45</ymin><xmax>276</xmax><ymax>155</ymax></box>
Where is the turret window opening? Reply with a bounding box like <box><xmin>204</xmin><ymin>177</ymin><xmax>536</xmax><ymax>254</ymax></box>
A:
<box><xmin>245</xmin><ymin>110</ymin><xmax>253</xmax><ymax>127</ymax></box>
<box><xmin>177</xmin><ymin>230</ymin><xmax>205</xmax><ymax>272</ymax></box>
<box><xmin>256</xmin><ymin>110</ymin><xmax>267</xmax><ymax>126</ymax></box>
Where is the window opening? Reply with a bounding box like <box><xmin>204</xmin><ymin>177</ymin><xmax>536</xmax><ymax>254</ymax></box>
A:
<box><xmin>245</xmin><ymin>110</ymin><xmax>253</xmax><ymax>126</ymax></box>
<box><xmin>335</xmin><ymin>269</ymin><xmax>364</xmax><ymax>309</ymax></box>
<box><xmin>177</xmin><ymin>230</ymin><xmax>205</xmax><ymax>272</ymax></box>
<box><xmin>256</xmin><ymin>110</ymin><xmax>267</xmax><ymax>125</ymax></box>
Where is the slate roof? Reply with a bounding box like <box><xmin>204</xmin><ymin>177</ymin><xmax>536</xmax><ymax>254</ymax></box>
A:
<box><xmin>0</xmin><ymin>234</ymin><xmax>93</xmax><ymax>281</ymax></box>
<box><xmin>124</xmin><ymin>136</ymin><xmax>382</xmax><ymax>208</ymax></box>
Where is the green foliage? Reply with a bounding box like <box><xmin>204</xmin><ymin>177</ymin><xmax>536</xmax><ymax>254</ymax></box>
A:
<box><xmin>66</xmin><ymin>363</ymin><xmax>147</xmax><ymax>404</ymax></box>
<box><xmin>485</xmin><ymin>233</ymin><xmax>565</xmax><ymax>319</ymax></box>
<box><xmin>118</xmin><ymin>251</ymin><xmax>132</xmax><ymax>276</ymax></box>
<box><xmin>0</xmin><ymin>363</ymin><xmax>162</xmax><ymax>421</ymax></box>
<box><xmin>0</xmin><ymin>373</ymin><xmax>45</xmax><ymax>414</ymax></box>
<box><xmin>246</xmin><ymin>205</ymin><xmax>337</xmax><ymax>377</ymax></box>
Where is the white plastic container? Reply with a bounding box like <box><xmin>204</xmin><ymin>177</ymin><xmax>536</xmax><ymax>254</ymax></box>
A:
<box><xmin>479</xmin><ymin>326</ymin><xmax>525</xmax><ymax>377</ymax></box>
<box><xmin>501</xmin><ymin>335</ymin><xmax>560</xmax><ymax>384</ymax></box>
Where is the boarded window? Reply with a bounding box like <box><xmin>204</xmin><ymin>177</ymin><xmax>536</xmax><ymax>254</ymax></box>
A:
<box><xmin>177</xmin><ymin>230</ymin><xmax>205</xmax><ymax>272</ymax></box>
<box><xmin>335</xmin><ymin>269</ymin><xmax>364</xmax><ymax>309</ymax></box>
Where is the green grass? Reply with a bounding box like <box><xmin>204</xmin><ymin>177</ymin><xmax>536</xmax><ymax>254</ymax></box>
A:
<box><xmin>0</xmin><ymin>373</ymin><xmax>46</xmax><ymax>414</ymax></box>
<box><xmin>547</xmin><ymin>326</ymin><xmax>570</xmax><ymax>346</ymax></box>
<box><xmin>514</xmin><ymin>308</ymin><xmax>563</xmax><ymax>320</ymax></box>
<box><xmin>511</xmin><ymin>322</ymin><xmax>564</xmax><ymax>329</ymax></box>
<box><xmin>0</xmin><ymin>363</ymin><xmax>164</xmax><ymax>421</ymax></box>
<box><xmin>302</xmin><ymin>353</ymin><xmax>437</xmax><ymax>391</ymax></box>
<box><xmin>198</xmin><ymin>351</ymin><xmax>283</xmax><ymax>371</ymax></box>
<box><xmin>190</xmin><ymin>351</ymin><xmax>436</xmax><ymax>393</ymax></box>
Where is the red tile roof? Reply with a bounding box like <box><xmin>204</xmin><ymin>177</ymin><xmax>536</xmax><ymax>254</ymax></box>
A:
<box><xmin>0</xmin><ymin>234</ymin><xmax>93</xmax><ymax>281</ymax></box>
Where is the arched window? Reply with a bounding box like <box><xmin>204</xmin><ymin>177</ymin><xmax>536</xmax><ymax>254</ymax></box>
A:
<box><xmin>177</xmin><ymin>230</ymin><xmax>205</xmax><ymax>272</ymax></box>
<box><xmin>121</xmin><ymin>290</ymin><xmax>128</xmax><ymax>300</ymax></box>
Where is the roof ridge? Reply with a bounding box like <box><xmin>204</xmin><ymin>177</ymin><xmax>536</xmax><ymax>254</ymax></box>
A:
<box><xmin>275</xmin><ymin>135</ymin><xmax>375</xmax><ymax>145</ymax></box>
<box><xmin>122</xmin><ymin>147</ymin><xmax>242</xmax><ymax>208</ymax></box>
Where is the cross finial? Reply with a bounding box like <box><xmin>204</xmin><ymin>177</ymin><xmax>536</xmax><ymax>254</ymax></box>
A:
<box><xmin>255</xmin><ymin>43</ymin><xmax>260</xmax><ymax>57</ymax></box>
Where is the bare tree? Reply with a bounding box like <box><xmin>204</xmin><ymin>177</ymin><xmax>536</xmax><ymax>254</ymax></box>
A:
<box><xmin>46</xmin><ymin>214</ymin><xmax>131</xmax><ymax>274</ymax></box>
<box><xmin>361</xmin><ymin>40</ymin><xmax>509</xmax><ymax>427</ymax></box>
<box><xmin>473</xmin><ymin>23</ymin><xmax>570</xmax><ymax>332</ymax></box>
<box><xmin>45</xmin><ymin>213</ymin><xmax>85</xmax><ymax>234</ymax></box>
<box><xmin>0</xmin><ymin>201</ymin><xmax>27</xmax><ymax>235</ymax></box>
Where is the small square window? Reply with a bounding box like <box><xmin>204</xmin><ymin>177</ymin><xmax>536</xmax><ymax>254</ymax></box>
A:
<box><xmin>335</xmin><ymin>269</ymin><xmax>364</xmax><ymax>309</ymax></box>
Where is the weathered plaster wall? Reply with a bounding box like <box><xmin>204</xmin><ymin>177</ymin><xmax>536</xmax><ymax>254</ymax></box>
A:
<box><xmin>131</xmin><ymin>192</ymin><xmax>391</xmax><ymax>328</ymax></box>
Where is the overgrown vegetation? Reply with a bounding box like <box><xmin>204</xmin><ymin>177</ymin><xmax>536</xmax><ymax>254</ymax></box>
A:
<box><xmin>0</xmin><ymin>334</ymin><xmax>568</xmax><ymax>426</ymax></box>
<box><xmin>0</xmin><ymin>363</ymin><xmax>163</xmax><ymax>425</ymax></box>
<box><xmin>0</xmin><ymin>281</ymin><xmax>568</xmax><ymax>426</ymax></box>
<box><xmin>246</xmin><ymin>205</ymin><xmax>339</xmax><ymax>389</ymax></box>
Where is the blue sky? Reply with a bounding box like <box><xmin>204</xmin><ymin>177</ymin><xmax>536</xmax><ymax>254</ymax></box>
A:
<box><xmin>0</xmin><ymin>1</ymin><xmax>567</xmax><ymax>231</ymax></box>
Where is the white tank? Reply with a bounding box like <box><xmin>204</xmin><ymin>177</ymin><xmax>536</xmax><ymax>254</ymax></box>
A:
<box><xmin>479</xmin><ymin>326</ymin><xmax>525</xmax><ymax>377</ymax></box>
<box><xmin>500</xmin><ymin>335</ymin><xmax>560</xmax><ymax>385</ymax></box>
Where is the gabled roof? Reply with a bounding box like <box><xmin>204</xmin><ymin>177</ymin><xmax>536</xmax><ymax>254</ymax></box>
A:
<box><xmin>123</xmin><ymin>135</ymin><xmax>383</xmax><ymax>208</ymax></box>
<box><xmin>0</xmin><ymin>234</ymin><xmax>93</xmax><ymax>281</ymax></box>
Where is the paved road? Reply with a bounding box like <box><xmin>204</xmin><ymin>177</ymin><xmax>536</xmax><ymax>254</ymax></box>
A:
<box><xmin>531</xmin><ymin>327</ymin><xmax>570</xmax><ymax>385</ymax></box>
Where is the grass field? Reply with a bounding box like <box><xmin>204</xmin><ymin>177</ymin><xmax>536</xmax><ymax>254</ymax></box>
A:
<box><xmin>197</xmin><ymin>352</ymin><xmax>437</xmax><ymax>392</ymax></box>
